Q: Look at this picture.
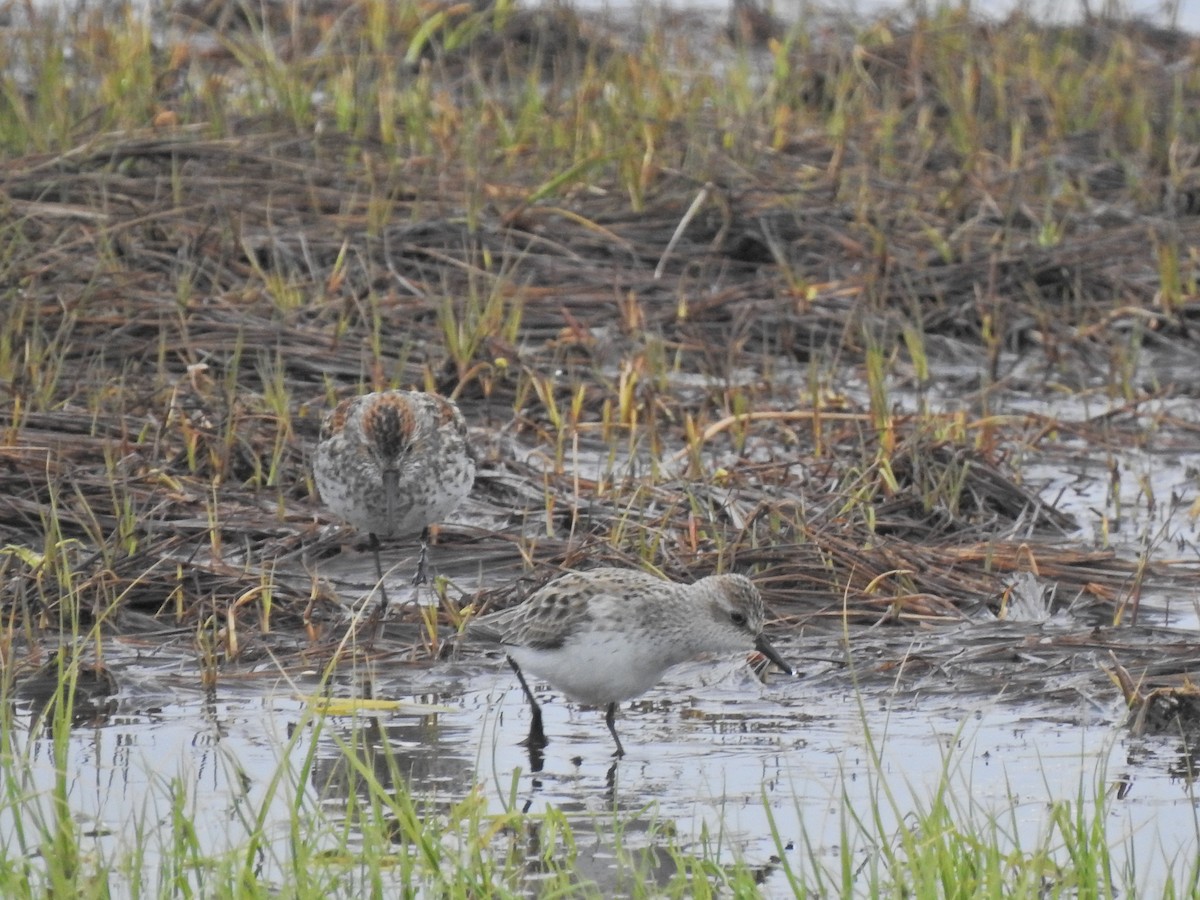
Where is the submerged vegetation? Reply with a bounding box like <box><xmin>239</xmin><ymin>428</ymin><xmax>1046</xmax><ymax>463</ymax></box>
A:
<box><xmin>2</xmin><ymin>0</ymin><xmax>1200</xmax><ymax>894</ymax></box>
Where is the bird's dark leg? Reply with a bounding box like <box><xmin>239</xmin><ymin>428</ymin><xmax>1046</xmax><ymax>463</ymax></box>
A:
<box><xmin>508</xmin><ymin>658</ymin><xmax>547</xmax><ymax>749</ymax></box>
<box><xmin>411</xmin><ymin>526</ymin><xmax>430</xmax><ymax>586</ymax></box>
<box><xmin>605</xmin><ymin>702</ymin><xmax>626</xmax><ymax>758</ymax></box>
<box><xmin>368</xmin><ymin>532</ymin><xmax>391</xmax><ymax>617</ymax></box>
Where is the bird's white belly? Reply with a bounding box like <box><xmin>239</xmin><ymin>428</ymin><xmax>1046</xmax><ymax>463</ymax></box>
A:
<box><xmin>508</xmin><ymin>630</ymin><xmax>678</xmax><ymax>707</ymax></box>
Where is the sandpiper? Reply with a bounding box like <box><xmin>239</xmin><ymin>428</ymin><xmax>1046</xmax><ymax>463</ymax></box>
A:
<box><xmin>313</xmin><ymin>390</ymin><xmax>475</xmax><ymax>615</ymax></box>
<box><xmin>469</xmin><ymin>567</ymin><xmax>793</xmax><ymax>757</ymax></box>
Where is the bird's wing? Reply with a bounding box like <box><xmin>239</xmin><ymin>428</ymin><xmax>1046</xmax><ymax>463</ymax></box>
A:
<box><xmin>468</xmin><ymin>569</ymin><xmax>664</xmax><ymax>649</ymax></box>
<box><xmin>469</xmin><ymin>592</ymin><xmax>595</xmax><ymax>651</ymax></box>
<box><xmin>464</xmin><ymin>609</ymin><xmax>515</xmax><ymax>645</ymax></box>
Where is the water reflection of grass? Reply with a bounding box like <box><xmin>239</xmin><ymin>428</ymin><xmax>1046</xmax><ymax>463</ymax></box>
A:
<box><xmin>2</xmin><ymin>0</ymin><xmax>1200</xmax><ymax>893</ymax></box>
<box><xmin>4</xmin><ymin>666</ymin><xmax>1197</xmax><ymax>896</ymax></box>
<box><xmin>780</xmin><ymin>694</ymin><xmax>1187</xmax><ymax>898</ymax></box>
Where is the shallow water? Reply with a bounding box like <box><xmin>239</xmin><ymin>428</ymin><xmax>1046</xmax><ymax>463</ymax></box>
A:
<box><xmin>8</xmin><ymin>631</ymin><xmax>1200</xmax><ymax>895</ymax></box>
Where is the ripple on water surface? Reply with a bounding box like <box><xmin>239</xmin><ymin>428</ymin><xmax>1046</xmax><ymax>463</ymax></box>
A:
<box><xmin>7</xmin><ymin>643</ymin><xmax>1200</xmax><ymax>895</ymax></box>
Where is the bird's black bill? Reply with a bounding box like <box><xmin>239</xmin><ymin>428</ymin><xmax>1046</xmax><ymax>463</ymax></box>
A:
<box><xmin>755</xmin><ymin>634</ymin><xmax>793</xmax><ymax>676</ymax></box>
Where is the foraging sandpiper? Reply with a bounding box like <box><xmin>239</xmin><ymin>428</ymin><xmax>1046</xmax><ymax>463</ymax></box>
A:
<box><xmin>470</xmin><ymin>567</ymin><xmax>793</xmax><ymax>757</ymax></box>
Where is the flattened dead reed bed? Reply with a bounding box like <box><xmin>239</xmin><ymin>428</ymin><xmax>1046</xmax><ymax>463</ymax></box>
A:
<box><xmin>2</xmin><ymin>2</ymin><xmax>1199</xmax><ymax>677</ymax></box>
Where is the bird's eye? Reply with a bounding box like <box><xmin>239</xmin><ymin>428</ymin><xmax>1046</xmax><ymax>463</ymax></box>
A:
<box><xmin>730</xmin><ymin>611</ymin><xmax>748</xmax><ymax>627</ymax></box>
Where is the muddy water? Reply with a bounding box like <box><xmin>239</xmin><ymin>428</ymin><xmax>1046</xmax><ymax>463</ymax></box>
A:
<box><xmin>8</xmin><ymin>620</ymin><xmax>1199</xmax><ymax>895</ymax></box>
